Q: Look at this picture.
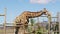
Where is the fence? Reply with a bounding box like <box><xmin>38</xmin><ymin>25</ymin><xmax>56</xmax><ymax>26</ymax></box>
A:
<box><xmin>0</xmin><ymin>8</ymin><xmax>60</xmax><ymax>34</ymax></box>
<box><xmin>0</xmin><ymin>22</ymin><xmax>59</xmax><ymax>34</ymax></box>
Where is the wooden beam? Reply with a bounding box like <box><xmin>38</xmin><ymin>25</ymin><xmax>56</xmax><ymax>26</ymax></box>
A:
<box><xmin>48</xmin><ymin>15</ymin><xmax>51</xmax><ymax>34</ymax></box>
<box><xmin>0</xmin><ymin>8</ymin><xmax>6</xmax><ymax>34</ymax></box>
<box><xmin>40</xmin><ymin>16</ymin><xmax>58</xmax><ymax>18</ymax></box>
<box><xmin>4</xmin><ymin>8</ymin><xmax>6</xmax><ymax>34</ymax></box>
<box><xmin>0</xmin><ymin>14</ymin><xmax>5</xmax><ymax>16</ymax></box>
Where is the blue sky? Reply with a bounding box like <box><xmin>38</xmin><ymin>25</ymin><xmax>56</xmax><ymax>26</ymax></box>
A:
<box><xmin>0</xmin><ymin>0</ymin><xmax>60</xmax><ymax>23</ymax></box>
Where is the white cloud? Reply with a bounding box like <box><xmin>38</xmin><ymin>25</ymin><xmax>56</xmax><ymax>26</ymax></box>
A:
<box><xmin>30</xmin><ymin>0</ymin><xmax>56</xmax><ymax>4</ymax></box>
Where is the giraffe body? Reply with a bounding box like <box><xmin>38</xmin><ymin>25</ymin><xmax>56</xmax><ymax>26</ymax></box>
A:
<box><xmin>15</xmin><ymin>8</ymin><xmax>51</xmax><ymax>34</ymax></box>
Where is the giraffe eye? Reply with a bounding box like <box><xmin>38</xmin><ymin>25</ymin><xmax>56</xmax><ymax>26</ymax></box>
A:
<box><xmin>44</xmin><ymin>12</ymin><xmax>47</xmax><ymax>15</ymax></box>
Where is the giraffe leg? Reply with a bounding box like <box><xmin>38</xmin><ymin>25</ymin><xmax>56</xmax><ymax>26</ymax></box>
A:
<box><xmin>15</xmin><ymin>27</ymin><xmax>20</xmax><ymax>34</ymax></box>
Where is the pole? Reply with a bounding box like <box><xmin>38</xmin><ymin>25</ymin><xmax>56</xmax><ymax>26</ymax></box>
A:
<box><xmin>4</xmin><ymin>8</ymin><xmax>6</xmax><ymax>34</ymax></box>
<box><xmin>48</xmin><ymin>14</ymin><xmax>51</xmax><ymax>34</ymax></box>
<box><xmin>57</xmin><ymin>12</ymin><xmax>60</xmax><ymax>33</ymax></box>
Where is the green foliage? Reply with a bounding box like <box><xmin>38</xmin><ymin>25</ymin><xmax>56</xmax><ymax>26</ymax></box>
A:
<box><xmin>36</xmin><ymin>26</ymin><xmax>43</xmax><ymax>34</ymax></box>
<box><xmin>28</xmin><ymin>19</ymin><xmax>48</xmax><ymax>34</ymax></box>
<box><xmin>30</xmin><ymin>18</ymin><xmax>35</xmax><ymax>26</ymax></box>
<box><xmin>28</xmin><ymin>18</ymin><xmax>36</xmax><ymax>34</ymax></box>
<box><xmin>37</xmin><ymin>32</ymin><xmax>42</xmax><ymax>34</ymax></box>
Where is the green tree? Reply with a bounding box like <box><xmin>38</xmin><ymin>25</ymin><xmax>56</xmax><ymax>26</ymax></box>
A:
<box><xmin>28</xmin><ymin>18</ymin><xmax>35</xmax><ymax>34</ymax></box>
<box><xmin>30</xmin><ymin>18</ymin><xmax>35</xmax><ymax>26</ymax></box>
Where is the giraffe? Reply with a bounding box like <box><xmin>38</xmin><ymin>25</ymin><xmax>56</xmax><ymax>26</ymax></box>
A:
<box><xmin>14</xmin><ymin>8</ymin><xmax>51</xmax><ymax>34</ymax></box>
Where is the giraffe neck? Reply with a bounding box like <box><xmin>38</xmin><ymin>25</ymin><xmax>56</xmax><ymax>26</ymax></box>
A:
<box><xmin>27</xmin><ymin>11</ymin><xmax>44</xmax><ymax>18</ymax></box>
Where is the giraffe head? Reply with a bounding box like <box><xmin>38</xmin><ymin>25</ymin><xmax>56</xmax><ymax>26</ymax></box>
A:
<box><xmin>42</xmin><ymin>8</ymin><xmax>50</xmax><ymax>16</ymax></box>
<box><xmin>43</xmin><ymin>8</ymin><xmax>51</xmax><ymax>16</ymax></box>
